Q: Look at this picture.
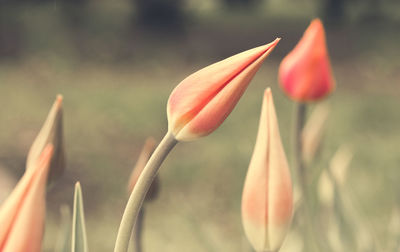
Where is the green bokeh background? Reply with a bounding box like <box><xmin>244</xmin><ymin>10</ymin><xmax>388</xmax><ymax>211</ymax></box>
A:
<box><xmin>0</xmin><ymin>0</ymin><xmax>399</xmax><ymax>251</ymax></box>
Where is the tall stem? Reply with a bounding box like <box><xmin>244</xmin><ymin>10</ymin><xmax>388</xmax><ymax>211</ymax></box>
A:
<box><xmin>293</xmin><ymin>103</ymin><xmax>329</xmax><ymax>252</ymax></box>
<box><xmin>131</xmin><ymin>208</ymin><xmax>144</xmax><ymax>252</ymax></box>
<box><xmin>294</xmin><ymin>103</ymin><xmax>307</xmax><ymax>192</ymax></box>
<box><xmin>114</xmin><ymin>132</ymin><xmax>178</xmax><ymax>252</ymax></box>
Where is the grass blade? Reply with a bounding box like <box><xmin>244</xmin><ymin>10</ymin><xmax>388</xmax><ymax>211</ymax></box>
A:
<box><xmin>71</xmin><ymin>182</ymin><xmax>89</xmax><ymax>252</ymax></box>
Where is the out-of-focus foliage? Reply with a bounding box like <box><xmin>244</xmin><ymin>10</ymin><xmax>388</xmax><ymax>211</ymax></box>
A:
<box><xmin>0</xmin><ymin>0</ymin><xmax>399</xmax><ymax>251</ymax></box>
<box><xmin>133</xmin><ymin>0</ymin><xmax>184</xmax><ymax>29</ymax></box>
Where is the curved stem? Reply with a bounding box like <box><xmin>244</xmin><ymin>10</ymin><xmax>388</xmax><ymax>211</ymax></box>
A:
<box><xmin>114</xmin><ymin>132</ymin><xmax>178</xmax><ymax>252</ymax></box>
<box><xmin>131</xmin><ymin>208</ymin><xmax>144</xmax><ymax>252</ymax></box>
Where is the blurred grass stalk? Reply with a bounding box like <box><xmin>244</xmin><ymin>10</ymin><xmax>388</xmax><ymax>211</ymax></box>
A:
<box><xmin>327</xmin><ymin>146</ymin><xmax>383</xmax><ymax>252</ymax></box>
<box><xmin>114</xmin><ymin>132</ymin><xmax>177</xmax><ymax>252</ymax></box>
<box><xmin>293</xmin><ymin>103</ymin><xmax>328</xmax><ymax>252</ymax></box>
<box><xmin>127</xmin><ymin>137</ymin><xmax>158</xmax><ymax>252</ymax></box>
<box><xmin>302</xmin><ymin>103</ymin><xmax>330</xmax><ymax>166</ymax></box>
<box><xmin>54</xmin><ymin>204</ymin><xmax>72</xmax><ymax>252</ymax></box>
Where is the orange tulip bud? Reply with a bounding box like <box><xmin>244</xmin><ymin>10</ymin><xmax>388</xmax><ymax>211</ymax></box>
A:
<box><xmin>26</xmin><ymin>95</ymin><xmax>65</xmax><ymax>184</ymax></box>
<box><xmin>242</xmin><ymin>89</ymin><xmax>293</xmax><ymax>252</ymax></box>
<box><xmin>167</xmin><ymin>39</ymin><xmax>280</xmax><ymax>141</ymax></box>
<box><xmin>0</xmin><ymin>145</ymin><xmax>53</xmax><ymax>252</ymax></box>
<box><xmin>279</xmin><ymin>19</ymin><xmax>335</xmax><ymax>102</ymax></box>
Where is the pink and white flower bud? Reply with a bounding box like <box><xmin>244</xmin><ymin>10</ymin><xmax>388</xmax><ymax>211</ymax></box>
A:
<box><xmin>27</xmin><ymin>95</ymin><xmax>65</xmax><ymax>183</ymax></box>
<box><xmin>0</xmin><ymin>145</ymin><xmax>53</xmax><ymax>252</ymax></box>
<box><xmin>242</xmin><ymin>89</ymin><xmax>293</xmax><ymax>252</ymax></box>
<box><xmin>167</xmin><ymin>39</ymin><xmax>280</xmax><ymax>141</ymax></box>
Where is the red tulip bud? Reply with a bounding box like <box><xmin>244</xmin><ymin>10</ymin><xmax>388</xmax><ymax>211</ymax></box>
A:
<box><xmin>279</xmin><ymin>19</ymin><xmax>335</xmax><ymax>102</ymax></box>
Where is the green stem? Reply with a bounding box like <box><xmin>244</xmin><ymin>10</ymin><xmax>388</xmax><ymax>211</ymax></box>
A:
<box><xmin>293</xmin><ymin>103</ymin><xmax>307</xmax><ymax>191</ymax></box>
<box><xmin>293</xmin><ymin>103</ymin><xmax>327</xmax><ymax>251</ymax></box>
<box><xmin>114</xmin><ymin>131</ymin><xmax>178</xmax><ymax>252</ymax></box>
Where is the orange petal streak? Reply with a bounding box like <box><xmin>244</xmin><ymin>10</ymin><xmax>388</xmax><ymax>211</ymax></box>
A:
<box><xmin>0</xmin><ymin>145</ymin><xmax>54</xmax><ymax>252</ymax></box>
<box><xmin>168</xmin><ymin>38</ymin><xmax>280</xmax><ymax>141</ymax></box>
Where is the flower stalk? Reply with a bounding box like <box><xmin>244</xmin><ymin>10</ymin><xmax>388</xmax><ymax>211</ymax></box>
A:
<box><xmin>115</xmin><ymin>41</ymin><xmax>279</xmax><ymax>252</ymax></box>
<box><xmin>293</xmin><ymin>103</ymin><xmax>307</xmax><ymax>191</ymax></box>
<box><xmin>114</xmin><ymin>132</ymin><xmax>177</xmax><ymax>252</ymax></box>
<box><xmin>293</xmin><ymin>103</ymin><xmax>330</xmax><ymax>252</ymax></box>
<box><xmin>128</xmin><ymin>137</ymin><xmax>158</xmax><ymax>252</ymax></box>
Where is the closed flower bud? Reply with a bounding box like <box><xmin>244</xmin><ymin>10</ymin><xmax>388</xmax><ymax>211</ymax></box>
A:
<box><xmin>167</xmin><ymin>39</ymin><xmax>280</xmax><ymax>141</ymax></box>
<box><xmin>242</xmin><ymin>89</ymin><xmax>293</xmax><ymax>252</ymax></box>
<box><xmin>26</xmin><ymin>95</ymin><xmax>65</xmax><ymax>183</ymax></box>
<box><xmin>279</xmin><ymin>19</ymin><xmax>335</xmax><ymax>102</ymax></box>
<box><xmin>0</xmin><ymin>145</ymin><xmax>53</xmax><ymax>252</ymax></box>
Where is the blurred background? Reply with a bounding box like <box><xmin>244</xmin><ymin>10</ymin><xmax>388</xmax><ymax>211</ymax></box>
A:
<box><xmin>0</xmin><ymin>0</ymin><xmax>399</xmax><ymax>251</ymax></box>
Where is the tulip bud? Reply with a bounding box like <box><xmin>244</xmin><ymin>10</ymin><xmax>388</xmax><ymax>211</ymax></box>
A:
<box><xmin>242</xmin><ymin>89</ymin><xmax>293</xmax><ymax>252</ymax></box>
<box><xmin>167</xmin><ymin>39</ymin><xmax>280</xmax><ymax>141</ymax></box>
<box><xmin>26</xmin><ymin>95</ymin><xmax>65</xmax><ymax>183</ymax></box>
<box><xmin>279</xmin><ymin>19</ymin><xmax>335</xmax><ymax>102</ymax></box>
<box><xmin>0</xmin><ymin>144</ymin><xmax>53</xmax><ymax>252</ymax></box>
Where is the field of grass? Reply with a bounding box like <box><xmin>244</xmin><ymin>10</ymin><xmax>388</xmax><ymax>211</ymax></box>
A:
<box><xmin>0</xmin><ymin>2</ymin><xmax>400</xmax><ymax>251</ymax></box>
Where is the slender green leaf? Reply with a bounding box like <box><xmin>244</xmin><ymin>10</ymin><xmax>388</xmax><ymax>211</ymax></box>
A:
<box><xmin>71</xmin><ymin>182</ymin><xmax>89</xmax><ymax>252</ymax></box>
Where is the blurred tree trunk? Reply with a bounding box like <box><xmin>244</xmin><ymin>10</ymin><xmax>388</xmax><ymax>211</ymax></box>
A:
<box><xmin>133</xmin><ymin>0</ymin><xmax>184</xmax><ymax>30</ymax></box>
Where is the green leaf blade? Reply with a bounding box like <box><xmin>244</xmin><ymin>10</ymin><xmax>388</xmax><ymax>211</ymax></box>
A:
<box><xmin>71</xmin><ymin>182</ymin><xmax>89</xmax><ymax>252</ymax></box>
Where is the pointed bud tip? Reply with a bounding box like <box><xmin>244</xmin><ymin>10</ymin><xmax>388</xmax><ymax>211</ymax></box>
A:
<box><xmin>75</xmin><ymin>181</ymin><xmax>81</xmax><ymax>189</ymax></box>
<box><xmin>56</xmin><ymin>94</ymin><xmax>63</xmax><ymax>106</ymax></box>
<box><xmin>311</xmin><ymin>18</ymin><xmax>323</xmax><ymax>27</ymax></box>
<box><xmin>308</xmin><ymin>18</ymin><xmax>325</xmax><ymax>38</ymax></box>
<box><xmin>273</xmin><ymin>37</ymin><xmax>281</xmax><ymax>43</ymax></box>
<box><xmin>265</xmin><ymin>38</ymin><xmax>280</xmax><ymax>51</ymax></box>
<box><xmin>263</xmin><ymin>88</ymin><xmax>273</xmax><ymax>103</ymax></box>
